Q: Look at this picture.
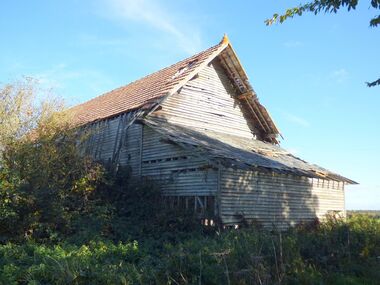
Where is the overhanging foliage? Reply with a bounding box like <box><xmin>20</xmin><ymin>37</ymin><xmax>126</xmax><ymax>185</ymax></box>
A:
<box><xmin>265</xmin><ymin>0</ymin><xmax>380</xmax><ymax>87</ymax></box>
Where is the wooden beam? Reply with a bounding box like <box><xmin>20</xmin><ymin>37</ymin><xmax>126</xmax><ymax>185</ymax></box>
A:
<box><xmin>252</xmin><ymin>103</ymin><xmax>272</xmax><ymax>132</ymax></box>
<box><xmin>243</xmin><ymin>97</ymin><xmax>266</xmax><ymax>133</ymax></box>
<box><xmin>236</xmin><ymin>92</ymin><xmax>254</xmax><ymax>100</ymax></box>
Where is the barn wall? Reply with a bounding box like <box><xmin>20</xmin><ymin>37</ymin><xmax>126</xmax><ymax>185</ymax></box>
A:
<box><xmin>80</xmin><ymin>114</ymin><xmax>219</xmax><ymax>198</ymax></box>
<box><xmin>119</xmin><ymin>123</ymin><xmax>143</xmax><ymax>174</ymax></box>
<box><xmin>82</xmin><ymin>115</ymin><xmax>143</xmax><ymax>176</ymax></box>
<box><xmin>151</xmin><ymin>60</ymin><xmax>255</xmax><ymax>139</ymax></box>
<box><xmin>220</xmin><ymin>168</ymin><xmax>345</xmax><ymax>229</ymax></box>
<box><xmin>141</xmin><ymin>125</ymin><xmax>218</xmax><ymax>197</ymax></box>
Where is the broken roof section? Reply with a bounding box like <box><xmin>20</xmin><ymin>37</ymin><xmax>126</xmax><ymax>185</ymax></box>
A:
<box><xmin>70</xmin><ymin>35</ymin><xmax>281</xmax><ymax>143</ymax></box>
<box><xmin>143</xmin><ymin>118</ymin><xmax>357</xmax><ymax>185</ymax></box>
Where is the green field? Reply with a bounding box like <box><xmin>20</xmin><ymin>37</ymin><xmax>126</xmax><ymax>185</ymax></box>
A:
<box><xmin>347</xmin><ymin>210</ymin><xmax>380</xmax><ymax>218</ymax></box>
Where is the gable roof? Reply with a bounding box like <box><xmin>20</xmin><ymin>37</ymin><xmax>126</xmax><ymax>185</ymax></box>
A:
<box><xmin>70</xmin><ymin>41</ymin><xmax>225</xmax><ymax>126</ymax></box>
<box><xmin>143</xmin><ymin>118</ymin><xmax>357</xmax><ymax>184</ymax></box>
<box><xmin>70</xmin><ymin>36</ymin><xmax>280</xmax><ymax>143</ymax></box>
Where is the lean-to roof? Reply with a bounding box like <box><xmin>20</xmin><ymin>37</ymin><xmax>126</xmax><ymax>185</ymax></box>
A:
<box><xmin>143</xmin><ymin>118</ymin><xmax>357</xmax><ymax>184</ymax></box>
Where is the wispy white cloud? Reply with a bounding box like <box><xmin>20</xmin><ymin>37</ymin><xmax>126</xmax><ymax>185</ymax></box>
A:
<box><xmin>283</xmin><ymin>112</ymin><xmax>310</xmax><ymax>127</ymax></box>
<box><xmin>73</xmin><ymin>34</ymin><xmax>141</xmax><ymax>59</ymax></box>
<box><xmin>76</xmin><ymin>35</ymin><xmax>130</xmax><ymax>48</ymax></box>
<box><xmin>99</xmin><ymin>0</ymin><xmax>202</xmax><ymax>54</ymax></box>
<box><xmin>330</xmin><ymin>68</ymin><xmax>349</xmax><ymax>83</ymax></box>
<box><xmin>283</xmin><ymin>40</ymin><xmax>303</xmax><ymax>48</ymax></box>
<box><xmin>33</xmin><ymin>63</ymin><xmax>70</xmax><ymax>90</ymax></box>
<box><xmin>31</xmin><ymin>63</ymin><xmax>115</xmax><ymax>105</ymax></box>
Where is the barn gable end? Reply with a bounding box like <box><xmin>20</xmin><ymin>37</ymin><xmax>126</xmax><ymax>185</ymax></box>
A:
<box><xmin>151</xmin><ymin>59</ymin><xmax>257</xmax><ymax>139</ymax></box>
<box><xmin>71</xmin><ymin>36</ymin><xmax>357</xmax><ymax>228</ymax></box>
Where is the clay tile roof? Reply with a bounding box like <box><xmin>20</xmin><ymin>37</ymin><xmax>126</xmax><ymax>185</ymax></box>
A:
<box><xmin>69</xmin><ymin>41</ymin><xmax>225</xmax><ymax>126</ymax></box>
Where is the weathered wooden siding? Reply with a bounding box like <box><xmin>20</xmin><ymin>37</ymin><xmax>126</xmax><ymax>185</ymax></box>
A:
<box><xmin>151</xmin><ymin>60</ymin><xmax>255</xmax><ymax>139</ymax></box>
<box><xmin>141</xmin><ymin>126</ymin><xmax>218</xmax><ymax>196</ymax></box>
<box><xmin>220</xmin><ymin>169</ymin><xmax>345</xmax><ymax>228</ymax></box>
<box><xmin>82</xmin><ymin>115</ymin><xmax>143</xmax><ymax>176</ymax></box>
<box><xmin>82</xmin><ymin>116</ymin><xmax>346</xmax><ymax>227</ymax></box>
<box><xmin>119</xmin><ymin>123</ymin><xmax>143</xmax><ymax>174</ymax></box>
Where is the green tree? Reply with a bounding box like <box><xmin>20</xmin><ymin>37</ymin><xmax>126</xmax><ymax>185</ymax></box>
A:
<box><xmin>265</xmin><ymin>0</ymin><xmax>380</xmax><ymax>87</ymax></box>
<box><xmin>0</xmin><ymin>78</ymin><xmax>36</xmax><ymax>150</ymax></box>
<box><xmin>0</xmin><ymin>78</ymin><xmax>67</xmax><ymax>150</ymax></box>
<box><xmin>0</xmin><ymin>79</ymin><xmax>190</xmax><ymax>243</ymax></box>
<box><xmin>0</xmin><ymin>79</ymin><xmax>105</xmax><ymax>242</ymax></box>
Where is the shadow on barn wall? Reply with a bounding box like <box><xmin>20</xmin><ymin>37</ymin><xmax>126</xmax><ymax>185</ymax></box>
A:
<box><xmin>219</xmin><ymin>168</ymin><xmax>319</xmax><ymax>229</ymax></box>
<box><xmin>138</xmin><ymin>119</ymin><xmax>323</xmax><ymax>229</ymax></box>
<box><xmin>79</xmin><ymin>115</ymin><xmax>345</xmax><ymax>229</ymax></box>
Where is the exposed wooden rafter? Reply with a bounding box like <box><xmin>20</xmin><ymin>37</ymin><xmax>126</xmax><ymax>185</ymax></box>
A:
<box><xmin>218</xmin><ymin>48</ymin><xmax>279</xmax><ymax>144</ymax></box>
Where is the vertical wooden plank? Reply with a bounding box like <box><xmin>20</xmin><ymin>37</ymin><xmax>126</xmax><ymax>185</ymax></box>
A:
<box><xmin>343</xmin><ymin>183</ymin><xmax>346</xmax><ymax>219</ymax></box>
<box><xmin>111</xmin><ymin>115</ymin><xmax>123</xmax><ymax>164</ymax></box>
<box><xmin>216</xmin><ymin>162</ymin><xmax>221</xmax><ymax>217</ymax></box>
<box><xmin>139</xmin><ymin>124</ymin><xmax>144</xmax><ymax>177</ymax></box>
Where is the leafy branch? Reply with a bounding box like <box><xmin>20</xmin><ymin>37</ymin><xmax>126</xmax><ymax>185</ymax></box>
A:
<box><xmin>265</xmin><ymin>0</ymin><xmax>380</xmax><ymax>87</ymax></box>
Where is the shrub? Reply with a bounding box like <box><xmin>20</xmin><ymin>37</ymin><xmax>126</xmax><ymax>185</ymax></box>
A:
<box><xmin>1</xmin><ymin>215</ymin><xmax>379</xmax><ymax>284</ymax></box>
<box><xmin>1</xmin><ymin>80</ymin><xmax>379</xmax><ymax>284</ymax></box>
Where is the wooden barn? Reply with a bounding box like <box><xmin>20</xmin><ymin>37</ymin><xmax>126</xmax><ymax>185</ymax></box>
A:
<box><xmin>70</xmin><ymin>35</ymin><xmax>356</xmax><ymax>228</ymax></box>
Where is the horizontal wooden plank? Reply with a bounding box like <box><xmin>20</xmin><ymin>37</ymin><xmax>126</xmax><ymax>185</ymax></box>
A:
<box><xmin>150</xmin><ymin>61</ymin><xmax>256</xmax><ymax>139</ymax></box>
<box><xmin>220</xmin><ymin>168</ymin><xmax>345</xmax><ymax>227</ymax></box>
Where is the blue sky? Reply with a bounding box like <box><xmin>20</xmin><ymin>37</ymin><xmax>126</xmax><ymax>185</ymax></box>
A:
<box><xmin>1</xmin><ymin>0</ymin><xmax>379</xmax><ymax>209</ymax></box>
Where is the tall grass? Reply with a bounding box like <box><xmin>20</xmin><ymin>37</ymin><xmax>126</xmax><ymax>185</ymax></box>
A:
<box><xmin>1</xmin><ymin>214</ymin><xmax>379</xmax><ymax>285</ymax></box>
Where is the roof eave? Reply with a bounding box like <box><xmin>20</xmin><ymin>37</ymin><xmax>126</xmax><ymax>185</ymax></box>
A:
<box><xmin>216</xmin><ymin>40</ymin><xmax>281</xmax><ymax>143</ymax></box>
